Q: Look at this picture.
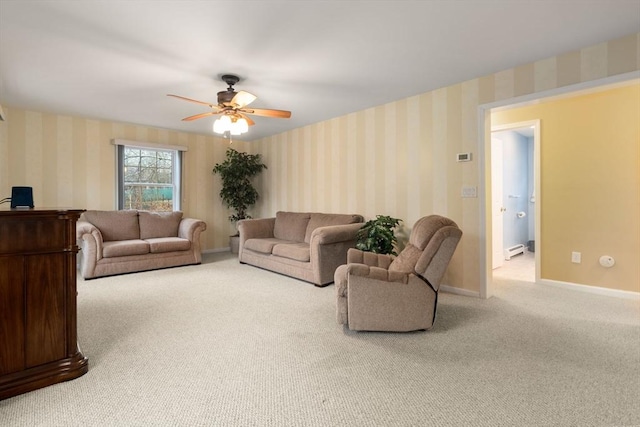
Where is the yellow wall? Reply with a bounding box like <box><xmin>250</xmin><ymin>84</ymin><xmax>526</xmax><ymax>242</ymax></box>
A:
<box><xmin>1</xmin><ymin>32</ymin><xmax>638</xmax><ymax>294</ymax></box>
<box><xmin>0</xmin><ymin>111</ymin><xmax>250</xmax><ymax>250</ymax></box>
<box><xmin>493</xmin><ymin>84</ymin><xmax>640</xmax><ymax>292</ymax></box>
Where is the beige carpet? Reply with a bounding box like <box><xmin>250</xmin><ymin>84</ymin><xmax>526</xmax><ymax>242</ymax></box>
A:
<box><xmin>1</xmin><ymin>252</ymin><xmax>639</xmax><ymax>426</ymax></box>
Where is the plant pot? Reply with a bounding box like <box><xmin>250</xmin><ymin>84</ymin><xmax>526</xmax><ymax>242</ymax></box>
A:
<box><xmin>229</xmin><ymin>235</ymin><xmax>239</xmax><ymax>254</ymax></box>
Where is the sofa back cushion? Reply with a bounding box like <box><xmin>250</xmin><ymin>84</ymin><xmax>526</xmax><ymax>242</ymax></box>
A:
<box><xmin>83</xmin><ymin>210</ymin><xmax>140</xmax><ymax>242</ymax></box>
<box><xmin>139</xmin><ymin>211</ymin><xmax>183</xmax><ymax>239</ymax></box>
<box><xmin>273</xmin><ymin>211</ymin><xmax>311</xmax><ymax>242</ymax></box>
<box><xmin>304</xmin><ymin>213</ymin><xmax>364</xmax><ymax>243</ymax></box>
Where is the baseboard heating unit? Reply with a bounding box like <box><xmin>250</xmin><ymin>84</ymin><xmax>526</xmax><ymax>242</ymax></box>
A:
<box><xmin>504</xmin><ymin>244</ymin><xmax>525</xmax><ymax>261</ymax></box>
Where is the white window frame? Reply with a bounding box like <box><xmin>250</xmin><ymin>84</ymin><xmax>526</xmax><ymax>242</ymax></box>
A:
<box><xmin>112</xmin><ymin>139</ymin><xmax>187</xmax><ymax>211</ymax></box>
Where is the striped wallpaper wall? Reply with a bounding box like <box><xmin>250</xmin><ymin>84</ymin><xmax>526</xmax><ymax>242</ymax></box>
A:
<box><xmin>0</xmin><ymin>113</ymin><xmax>249</xmax><ymax>251</ymax></box>
<box><xmin>1</xmin><ymin>33</ymin><xmax>638</xmax><ymax>295</ymax></box>
<box><xmin>248</xmin><ymin>33</ymin><xmax>640</xmax><ymax>295</ymax></box>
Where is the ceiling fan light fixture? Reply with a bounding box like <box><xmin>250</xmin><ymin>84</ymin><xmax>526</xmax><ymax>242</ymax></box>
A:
<box><xmin>171</xmin><ymin>73</ymin><xmax>290</xmax><ymax>135</ymax></box>
<box><xmin>213</xmin><ymin>115</ymin><xmax>249</xmax><ymax>136</ymax></box>
<box><xmin>213</xmin><ymin>114</ymin><xmax>231</xmax><ymax>134</ymax></box>
<box><xmin>234</xmin><ymin>117</ymin><xmax>249</xmax><ymax>134</ymax></box>
<box><xmin>233</xmin><ymin>91</ymin><xmax>257</xmax><ymax>108</ymax></box>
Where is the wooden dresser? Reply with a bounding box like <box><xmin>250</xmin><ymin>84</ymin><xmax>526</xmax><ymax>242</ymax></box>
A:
<box><xmin>0</xmin><ymin>208</ymin><xmax>88</xmax><ymax>400</ymax></box>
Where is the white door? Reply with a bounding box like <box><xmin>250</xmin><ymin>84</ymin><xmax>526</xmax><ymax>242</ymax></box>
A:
<box><xmin>491</xmin><ymin>137</ymin><xmax>504</xmax><ymax>269</ymax></box>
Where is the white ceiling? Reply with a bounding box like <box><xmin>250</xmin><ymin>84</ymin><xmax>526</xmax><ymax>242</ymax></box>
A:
<box><xmin>1</xmin><ymin>1</ymin><xmax>639</xmax><ymax>141</ymax></box>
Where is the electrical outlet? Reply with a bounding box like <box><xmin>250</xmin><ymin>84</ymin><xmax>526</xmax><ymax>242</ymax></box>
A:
<box><xmin>571</xmin><ymin>251</ymin><xmax>581</xmax><ymax>264</ymax></box>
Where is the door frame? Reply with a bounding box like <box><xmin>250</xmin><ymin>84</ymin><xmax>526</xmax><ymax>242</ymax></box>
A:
<box><xmin>476</xmin><ymin>71</ymin><xmax>639</xmax><ymax>299</ymax></box>
<box><xmin>491</xmin><ymin>120</ymin><xmax>541</xmax><ymax>285</ymax></box>
<box><xmin>490</xmin><ymin>136</ymin><xmax>505</xmax><ymax>270</ymax></box>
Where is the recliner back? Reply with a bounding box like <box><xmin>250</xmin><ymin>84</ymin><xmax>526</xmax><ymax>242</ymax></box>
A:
<box><xmin>415</xmin><ymin>224</ymin><xmax>463</xmax><ymax>290</ymax></box>
<box><xmin>388</xmin><ymin>215</ymin><xmax>462</xmax><ymax>289</ymax></box>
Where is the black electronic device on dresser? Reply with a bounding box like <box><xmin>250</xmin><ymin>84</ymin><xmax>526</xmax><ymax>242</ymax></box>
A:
<box><xmin>10</xmin><ymin>186</ymin><xmax>34</xmax><ymax>208</ymax></box>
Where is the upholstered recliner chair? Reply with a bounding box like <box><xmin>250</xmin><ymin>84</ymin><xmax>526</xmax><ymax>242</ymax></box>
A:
<box><xmin>334</xmin><ymin>215</ymin><xmax>462</xmax><ymax>332</ymax></box>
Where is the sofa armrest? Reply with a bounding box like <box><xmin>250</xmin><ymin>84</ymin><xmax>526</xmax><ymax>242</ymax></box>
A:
<box><xmin>76</xmin><ymin>221</ymin><xmax>104</xmax><ymax>257</ymax></box>
<box><xmin>309</xmin><ymin>223</ymin><xmax>363</xmax><ymax>286</ymax></box>
<box><xmin>178</xmin><ymin>218</ymin><xmax>207</xmax><ymax>241</ymax></box>
<box><xmin>76</xmin><ymin>220</ymin><xmax>100</xmax><ymax>241</ymax></box>
<box><xmin>238</xmin><ymin>217</ymin><xmax>276</xmax><ymax>261</ymax></box>
<box><xmin>346</xmin><ymin>248</ymin><xmax>394</xmax><ymax>268</ymax></box>
<box><xmin>238</xmin><ymin>217</ymin><xmax>276</xmax><ymax>240</ymax></box>
<box><xmin>178</xmin><ymin>218</ymin><xmax>206</xmax><ymax>264</ymax></box>
<box><xmin>76</xmin><ymin>220</ymin><xmax>104</xmax><ymax>278</ymax></box>
<box><xmin>310</xmin><ymin>223</ymin><xmax>363</xmax><ymax>245</ymax></box>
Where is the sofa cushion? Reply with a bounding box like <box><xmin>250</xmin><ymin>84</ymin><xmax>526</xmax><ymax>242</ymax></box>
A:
<box><xmin>272</xmin><ymin>242</ymin><xmax>311</xmax><ymax>262</ymax></box>
<box><xmin>244</xmin><ymin>238</ymin><xmax>283</xmax><ymax>254</ymax></box>
<box><xmin>304</xmin><ymin>213</ymin><xmax>364</xmax><ymax>243</ymax></box>
<box><xmin>146</xmin><ymin>237</ymin><xmax>191</xmax><ymax>253</ymax></box>
<box><xmin>139</xmin><ymin>211</ymin><xmax>183</xmax><ymax>239</ymax></box>
<box><xmin>83</xmin><ymin>210</ymin><xmax>140</xmax><ymax>241</ymax></box>
<box><xmin>102</xmin><ymin>240</ymin><xmax>150</xmax><ymax>258</ymax></box>
<box><xmin>273</xmin><ymin>211</ymin><xmax>311</xmax><ymax>242</ymax></box>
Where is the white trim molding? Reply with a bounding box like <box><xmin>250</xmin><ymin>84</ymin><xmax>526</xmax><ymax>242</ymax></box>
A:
<box><xmin>202</xmin><ymin>248</ymin><xmax>232</xmax><ymax>254</ymax></box>
<box><xmin>111</xmin><ymin>138</ymin><xmax>188</xmax><ymax>152</ymax></box>
<box><xmin>539</xmin><ymin>279</ymin><xmax>640</xmax><ymax>300</ymax></box>
<box><xmin>440</xmin><ymin>284</ymin><xmax>481</xmax><ymax>298</ymax></box>
<box><xmin>478</xmin><ymin>71</ymin><xmax>640</xmax><ymax>300</ymax></box>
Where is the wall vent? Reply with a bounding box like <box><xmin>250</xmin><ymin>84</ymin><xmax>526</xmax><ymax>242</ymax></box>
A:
<box><xmin>504</xmin><ymin>244</ymin><xmax>525</xmax><ymax>260</ymax></box>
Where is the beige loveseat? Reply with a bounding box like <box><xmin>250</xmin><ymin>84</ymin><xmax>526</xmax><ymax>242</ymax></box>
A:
<box><xmin>238</xmin><ymin>211</ymin><xmax>364</xmax><ymax>286</ymax></box>
<box><xmin>76</xmin><ymin>210</ymin><xmax>206</xmax><ymax>279</ymax></box>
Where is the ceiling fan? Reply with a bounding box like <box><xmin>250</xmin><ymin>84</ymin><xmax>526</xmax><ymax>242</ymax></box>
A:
<box><xmin>167</xmin><ymin>74</ymin><xmax>291</xmax><ymax>134</ymax></box>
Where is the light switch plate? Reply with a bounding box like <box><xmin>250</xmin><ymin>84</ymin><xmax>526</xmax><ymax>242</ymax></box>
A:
<box><xmin>461</xmin><ymin>186</ymin><xmax>477</xmax><ymax>198</ymax></box>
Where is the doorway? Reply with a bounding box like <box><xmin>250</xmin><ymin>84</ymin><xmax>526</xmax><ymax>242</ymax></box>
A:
<box><xmin>490</xmin><ymin>121</ymin><xmax>540</xmax><ymax>285</ymax></box>
<box><xmin>479</xmin><ymin>70</ymin><xmax>638</xmax><ymax>299</ymax></box>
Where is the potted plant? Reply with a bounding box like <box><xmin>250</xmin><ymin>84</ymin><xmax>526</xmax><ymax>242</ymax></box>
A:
<box><xmin>212</xmin><ymin>148</ymin><xmax>267</xmax><ymax>253</ymax></box>
<box><xmin>355</xmin><ymin>215</ymin><xmax>402</xmax><ymax>255</ymax></box>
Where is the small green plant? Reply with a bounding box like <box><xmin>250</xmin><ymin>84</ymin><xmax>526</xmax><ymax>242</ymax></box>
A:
<box><xmin>212</xmin><ymin>148</ymin><xmax>267</xmax><ymax>223</ymax></box>
<box><xmin>355</xmin><ymin>215</ymin><xmax>402</xmax><ymax>255</ymax></box>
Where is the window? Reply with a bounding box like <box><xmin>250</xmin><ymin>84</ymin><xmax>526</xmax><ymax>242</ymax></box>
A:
<box><xmin>116</xmin><ymin>142</ymin><xmax>183</xmax><ymax>212</ymax></box>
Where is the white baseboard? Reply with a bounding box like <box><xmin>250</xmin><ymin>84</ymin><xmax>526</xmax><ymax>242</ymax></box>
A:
<box><xmin>440</xmin><ymin>284</ymin><xmax>480</xmax><ymax>298</ymax></box>
<box><xmin>539</xmin><ymin>279</ymin><xmax>640</xmax><ymax>300</ymax></box>
<box><xmin>202</xmin><ymin>248</ymin><xmax>231</xmax><ymax>254</ymax></box>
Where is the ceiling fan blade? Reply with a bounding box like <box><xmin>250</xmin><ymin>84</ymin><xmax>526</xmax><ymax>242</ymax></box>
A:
<box><xmin>182</xmin><ymin>111</ymin><xmax>220</xmax><ymax>121</ymax></box>
<box><xmin>231</xmin><ymin>90</ymin><xmax>257</xmax><ymax>108</ymax></box>
<box><xmin>167</xmin><ymin>94</ymin><xmax>217</xmax><ymax>108</ymax></box>
<box><xmin>237</xmin><ymin>113</ymin><xmax>255</xmax><ymax>126</ymax></box>
<box><xmin>241</xmin><ymin>108</ymin><xmax>291</xmax><ymax>119</ymax></box>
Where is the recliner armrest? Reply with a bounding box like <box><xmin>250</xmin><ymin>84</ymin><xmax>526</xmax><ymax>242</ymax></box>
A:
<box><xmin>345</xmin><ymin>263</ymin><xmax>409</xmax><ymax>284</ymax></box>
<box><xmin>346</xmin><ymin>248</ymin><xmax>394</xmax><ymax>268</ymax></box>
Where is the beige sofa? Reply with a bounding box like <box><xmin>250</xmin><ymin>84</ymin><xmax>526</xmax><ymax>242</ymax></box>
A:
<box><xmin>76</xmin><ymin>210</ymin><xmax>206</xmax><ymax>279</ymax></box>
<box><xmin>238</xmin><ymin>211</ymin><xmax>364</xmax><ymax>286</ymax></box>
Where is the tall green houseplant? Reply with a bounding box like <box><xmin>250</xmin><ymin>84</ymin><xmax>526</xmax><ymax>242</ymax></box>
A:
<box><xmin>212</xmin><ymin>148</ymin><xmax>267</xmax><ymax>224</ymax></box>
